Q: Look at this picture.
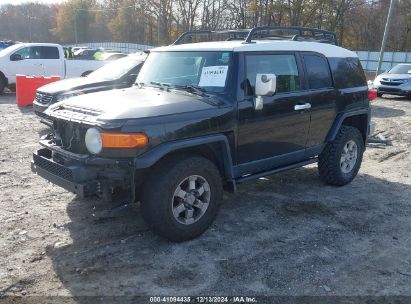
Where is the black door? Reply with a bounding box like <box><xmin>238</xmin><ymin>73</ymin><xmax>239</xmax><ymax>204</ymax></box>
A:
<box><xmin>301</xmin><ymin>53</ymin><xmax>337</xmax><ymax>149</ymax></box>
<box><xmin>236</xmin><ymin>53</ymin><xmax>311</xmax><ymax>175</ymax></box>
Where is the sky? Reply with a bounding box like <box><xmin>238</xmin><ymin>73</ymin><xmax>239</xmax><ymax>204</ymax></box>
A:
<box><xmin>0</xmin><ymin>0</ymin><xmax>65</xmax><ymax>5</ymax></box>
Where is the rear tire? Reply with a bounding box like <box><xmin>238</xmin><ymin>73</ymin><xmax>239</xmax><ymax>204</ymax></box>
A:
<box><xmin>318</xmin><ymin>126</ymin><xmax>364</xmax><ymax>186</ymax></box>
<box><xmin>141</xmin><ymin>155</ymin><xmax>223</xmax><ymax>242</ymax></box>
<box><xmin>0</xmin><ymin>74</ymin><xmax>6</xmax><ymax>94</ymax></box>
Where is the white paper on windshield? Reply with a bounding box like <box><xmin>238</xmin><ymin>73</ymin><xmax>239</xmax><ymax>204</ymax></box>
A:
<box><xmin>198</xmin><ymin>66</ymin><xmax>228</xmax><ymax>87</ymax></box>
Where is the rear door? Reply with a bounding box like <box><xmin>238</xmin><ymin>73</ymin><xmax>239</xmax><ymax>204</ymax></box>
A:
<box><xmin>236</xmin><ymin>52</ymin><xmax>311</xmax><ymax>174</ymax></box>
<box><xmin>301</xmin><ymin>53</ymin><xmax>337</xmax><ymax>149</ymax></box>
<box><xmin>31</xmin><ymin>46</ymin><xmax>64</xmax><ymax>77</ymax></box>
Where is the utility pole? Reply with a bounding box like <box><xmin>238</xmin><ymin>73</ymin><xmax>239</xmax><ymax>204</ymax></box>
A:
<box><xmin>376</xmin><ymin>0</ymin><xmax>395</xmax><ymax>77</ymax></box>
<box><xmin>74</xmin><ymin>10</ymin><xmax>78</xmax><ymax>44</ymax></box>
<box><xmin>157</xmin><ymin>0</ymin><xmax>161</xmax><ymax>45</ymax></box>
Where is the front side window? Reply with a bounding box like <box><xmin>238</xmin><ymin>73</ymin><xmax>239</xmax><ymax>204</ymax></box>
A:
<box><xmin>13</xmin><ymin>47</ymin><xmax>30</xmax><ymax>59</ymax></box>
<box><xmin>303</xmin><ymin>54</ymin><xmax>332</xmax><ymax>89</ymax></box>
<box><xmin>137</xmin><ymin>51</ymin><xmax>232</xmax><ymax>93</ymax></box>
<box><xmin>245</xmin><ymin>54</ymin><xmax>300</xmax><ymax>96</ymax></box>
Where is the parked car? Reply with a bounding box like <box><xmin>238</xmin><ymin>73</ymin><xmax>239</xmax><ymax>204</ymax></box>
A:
<box><xmin>373</xmin><ymin>63</ymin><xmax>411</xmax><ymax>97</ymax></box>
<box><xmin>100</xmin><ymin>52</ymin><xmax>128</xmax><ymax>61</ymax></box>
<box><xmin>33</xmin><ymin>53</ymin><xmax>146</xmax><ymax>119</ymax></box>
<box><xmin>0</xmin><ymin>40</ymin><xmax>15</xmax><ymax>51</ymax></box>
<box><xmin>73</xmin><ymin>48</ymin><xmax>97</xmax><ymax>60</ymax></box>
<box><xmin>32</xmin><ymin>26</ymin><xmax>374</xmax><ymax>242</ymax></box>
<box><xmin>71</xmin><ymin>46</ymin><xmax>88</xmax><ymax>53</ymax></box>
<box><xmin>0</xmin><ymin>43</ymin><xmax>108</xmax><ymax>94</ymax></box>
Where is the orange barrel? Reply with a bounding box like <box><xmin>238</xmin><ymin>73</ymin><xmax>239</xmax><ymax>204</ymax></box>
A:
<box><xmin>16</xmin><ymin>75</ymin><xmax>61</xmax><ymax>107</ymax></box>
<box><xmin>16</xmin><ymin>74</ymin><xmax>31</xmax><ymax>107</ymax></box>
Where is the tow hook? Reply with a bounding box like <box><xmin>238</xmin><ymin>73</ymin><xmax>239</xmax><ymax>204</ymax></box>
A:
<box><xmin>92</xmin><ymin>202</ymin><xmax>133</xmax><ymax>219</ymax></box>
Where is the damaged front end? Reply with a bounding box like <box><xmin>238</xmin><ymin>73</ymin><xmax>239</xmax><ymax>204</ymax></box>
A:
<box><xmin>31</xmin><ymin>106</ymin><xmax>136</xmax><ymax>202</ymax></box>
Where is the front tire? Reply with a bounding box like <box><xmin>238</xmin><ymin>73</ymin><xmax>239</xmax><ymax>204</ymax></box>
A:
<box><xmin>318</xmin><ymin>126</ymin><xmax>364</xmax><ymax>186</ymax></box>
<box><xmin>141</xmin><ymin>155</ymin><xmax>223</xmax><ymax>242</ymax></box>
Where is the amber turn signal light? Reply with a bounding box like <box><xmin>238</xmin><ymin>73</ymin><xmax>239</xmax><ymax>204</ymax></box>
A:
<box><xmin>101</xmin><ymin>133</ymin><xmax>148</xmax><ymax>149</ymax></box>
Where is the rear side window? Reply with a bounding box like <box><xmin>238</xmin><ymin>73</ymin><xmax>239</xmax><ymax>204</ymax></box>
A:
<box><xmin>37</xmin><ymin>46</ymin><xmax>59</xmax><ymax>59</ymax></box>
<box><xmin>26</xmin><ymin>46</ymin><xmax>59</xmax><ymax>59</ymax></box>
<box><xmin>303</xmin><ymin>54</ymin><xmax>332</xmax><ymax>89</ymax></box>
<box><xmin>42</xmin><ymin>46</ymin><xmax>59</xmax><ymax>59</ymax></box>
<box><xmin>328</xmin><ymin>57</ymin><xmax>366</xmax><ymax>89</ymax></box>
<box><xmin>245</xmin><ymin>54</ymin><xmax>300</xmax><ymax>95</ymax></box>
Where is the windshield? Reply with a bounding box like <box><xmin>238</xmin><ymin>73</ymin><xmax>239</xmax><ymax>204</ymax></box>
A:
<box><xmin>137</xmin><ymin>51</ymin><xmax>232</xmax><ymax>93</ymax></box>
<box><xmin>388</xmin><ymin>64</ymin><xmax>411</xmax><ymax>74</ymax></box>
<box><xmin>87</xmin><ymin>56</ymin><xmax>143</xmax><ymax>80</ymax></box>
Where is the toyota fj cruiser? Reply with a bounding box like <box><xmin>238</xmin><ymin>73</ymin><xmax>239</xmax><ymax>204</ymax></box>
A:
<box><xmin>31</xmin><ymin>26</ymin><xmax>373</xmax><ymax>241</ymax></box>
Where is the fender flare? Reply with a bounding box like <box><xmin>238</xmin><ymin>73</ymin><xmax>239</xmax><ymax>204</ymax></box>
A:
<box><xmin>325</xmin><ymin>108</ymin><xmax>371</xmax><ymax>142</ymax></box>
<box><xmin>134</xmin><ymin>134</ymin><xmax>234</xmax><ymax>179</ymax></box>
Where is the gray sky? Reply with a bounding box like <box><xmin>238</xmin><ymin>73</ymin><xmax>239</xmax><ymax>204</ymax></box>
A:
<box><xmin>0</xmin><ymin>0</ymin><xmax>65</xmax><ymax>5</ymax></box>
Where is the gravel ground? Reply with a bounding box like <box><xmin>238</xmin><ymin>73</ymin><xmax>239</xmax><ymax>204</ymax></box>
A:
<box><xmin>0</xmin><ymin>92</ymin><xmax>410</xmax><ymax>302</ymax></box>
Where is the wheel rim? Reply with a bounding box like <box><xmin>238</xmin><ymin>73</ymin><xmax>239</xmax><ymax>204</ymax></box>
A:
<box><xmin>340</xmin><ymin>140</ymin><xmax>358</xmax><ymax>174</ymax></box>
<box><xmin>171</xmin><ymin>175</ymin><xmax>211</xmax><ymax>225</ymax></box>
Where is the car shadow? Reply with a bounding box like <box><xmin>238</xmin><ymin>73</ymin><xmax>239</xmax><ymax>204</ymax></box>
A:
<box><xmin>46</xmin><ymin>166</ymin><xmax>411</xmax><ymax>299</ymax></box>
<box><xmin>379</xmin><ymin>95</ymin><xmax>411</xmax><ymax>102</ymax></box>
<box><xmin>371</xmin><ymin>104</ymin><xmax>405</xmax><ymax>118</ymax></box>
<box><xmin>0</xmin><ymin>91</ymin><xmax>16</xmax><ymax>105</ymax></box>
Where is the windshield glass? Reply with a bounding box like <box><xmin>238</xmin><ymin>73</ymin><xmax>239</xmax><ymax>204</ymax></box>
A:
<box><xmin>137</xmin><ymin>51</ymin><xmax>232</xmax><ymax>93</ymax></box>
<box><xmin>87</xmin><ymin>56</ymin><xmax>143</xmax><ymax>80</ymax></box>
<box><xmin>388</xmin><ymin>64</ymin><xmax>411</xmax><ymax>74</ymax></box>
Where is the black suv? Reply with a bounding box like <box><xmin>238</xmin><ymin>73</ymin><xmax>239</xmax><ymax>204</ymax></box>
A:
<box><xmin>31</xmin><ymin>27</ymin><xmax>372</xmax><ymax>241</ymax></box>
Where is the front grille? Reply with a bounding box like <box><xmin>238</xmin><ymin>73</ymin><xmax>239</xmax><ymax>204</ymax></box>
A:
<box><xmin>54</xmin><ymin>120</ymin><xmax>88</xmax><ymax>154</ymax></box>
<box><xmin>33</xmin><ymin>153</ymin><xmax>73</xmax><ymax>181</ymax></box>
<box><xmin>35</xmin><ymin>92</ymin><xmax>54</xmax><ymax>105</ymax></box>
<box><xmin>380</xmin><ymin>79</ymin><xmax>409</xmax><ymax>86</ymax></box>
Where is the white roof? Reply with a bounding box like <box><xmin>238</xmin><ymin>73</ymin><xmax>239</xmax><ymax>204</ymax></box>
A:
<box><xmin>153</xmin><ymin>40</ymin><xmax>357</xmax><ymax>58</ymax></box>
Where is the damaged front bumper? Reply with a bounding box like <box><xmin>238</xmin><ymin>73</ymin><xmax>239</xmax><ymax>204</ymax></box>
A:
<box><xmin>31</xmin><ymin>140</ymin><xmax>135</xmax><ymax>199</ymax></box>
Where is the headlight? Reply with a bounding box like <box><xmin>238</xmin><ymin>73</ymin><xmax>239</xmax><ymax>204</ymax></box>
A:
<box><xmin>373</xmin><ymin>77</ymin><xmax>381</xmax><ymax>86</ymax></box>
<box><xmin>56</xmin><ymin>91</ymin><xmax>84</xmax><ymax>102</ymax></box>
<box><xmin>85</xmin><ymin>128</ymin><xmax>102</xmax><ymax>154</ymax></box>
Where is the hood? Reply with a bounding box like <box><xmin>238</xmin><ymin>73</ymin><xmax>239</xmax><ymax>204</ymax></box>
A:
<box><xmin>377</xmin><ymin>73</ymin><xmax>411</xmax><ymax>81</ymax></box>
<box><xmin>46</xmin><ymin>86</ymin><xmax>221</xmax><ymax>124</ymax></box>
<box><xmin>37</xmin><ymin>77</ymin><xmax>113</xmax><ymax>95</ymax></box>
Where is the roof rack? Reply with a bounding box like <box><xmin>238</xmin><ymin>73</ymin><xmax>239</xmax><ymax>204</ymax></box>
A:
<box><xmin>172</xmin><ymin>26</ymin><xmax>338</xmax><ymax>46</ymax></box>
<box><xmin>173</xmin><ymin>29</ymin><xmax>251</xmax><ymax>45</ymax></box>
<box><xmin>243</xmin><ymin>26</ymin><xmax>338</xmax><ymax>45</ymax></box>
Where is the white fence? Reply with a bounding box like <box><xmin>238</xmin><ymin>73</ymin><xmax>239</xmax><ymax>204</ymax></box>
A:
<box><xmin>356</xmin><ymin>51</ymin><xmax>411</xmax><ymax>72</ymax></box>
<box><xmin>71</xmin><ymin>42</ymin><xmax>153</xmax><ymax>53</ymax></box>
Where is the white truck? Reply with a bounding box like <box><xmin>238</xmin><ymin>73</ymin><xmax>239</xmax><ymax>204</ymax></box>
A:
<box><xmin>0</xmin><ymin>43</ymin><xmax>108</xmax><ymax>94</ymax></box>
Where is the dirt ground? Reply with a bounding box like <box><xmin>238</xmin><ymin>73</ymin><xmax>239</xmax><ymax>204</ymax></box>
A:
<box><xmin>0</xmin><ymin>92</ymin><xmax>410</xmax><ymax>302</ymax></box>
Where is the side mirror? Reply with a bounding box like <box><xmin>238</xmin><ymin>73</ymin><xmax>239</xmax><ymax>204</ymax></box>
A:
<box><xmin>254</xmin><ymin>73</ymin><xmax>276</xmax><ymax>110</ymax></box>
<box><xmin>10</xmin><ymin>53</ymin><xmax>23</xmax><ymax>61</ymax></box>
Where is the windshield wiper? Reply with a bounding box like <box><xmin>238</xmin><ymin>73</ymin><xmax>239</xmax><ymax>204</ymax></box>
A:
<box><xmin>150</xmin><ymin>81</ymin><xmax>171</xmax><ymax>90</ymax></box>
<box><xmin>172</xmin><ymin>84</ymin><xmax>208</xmax><ymax>97</ymax></box>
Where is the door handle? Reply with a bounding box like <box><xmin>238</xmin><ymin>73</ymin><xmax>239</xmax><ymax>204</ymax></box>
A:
<box><xmin>294</xmin><ymin>103</ymin><xmax>311</xmax><ymax>111</ymax></box>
